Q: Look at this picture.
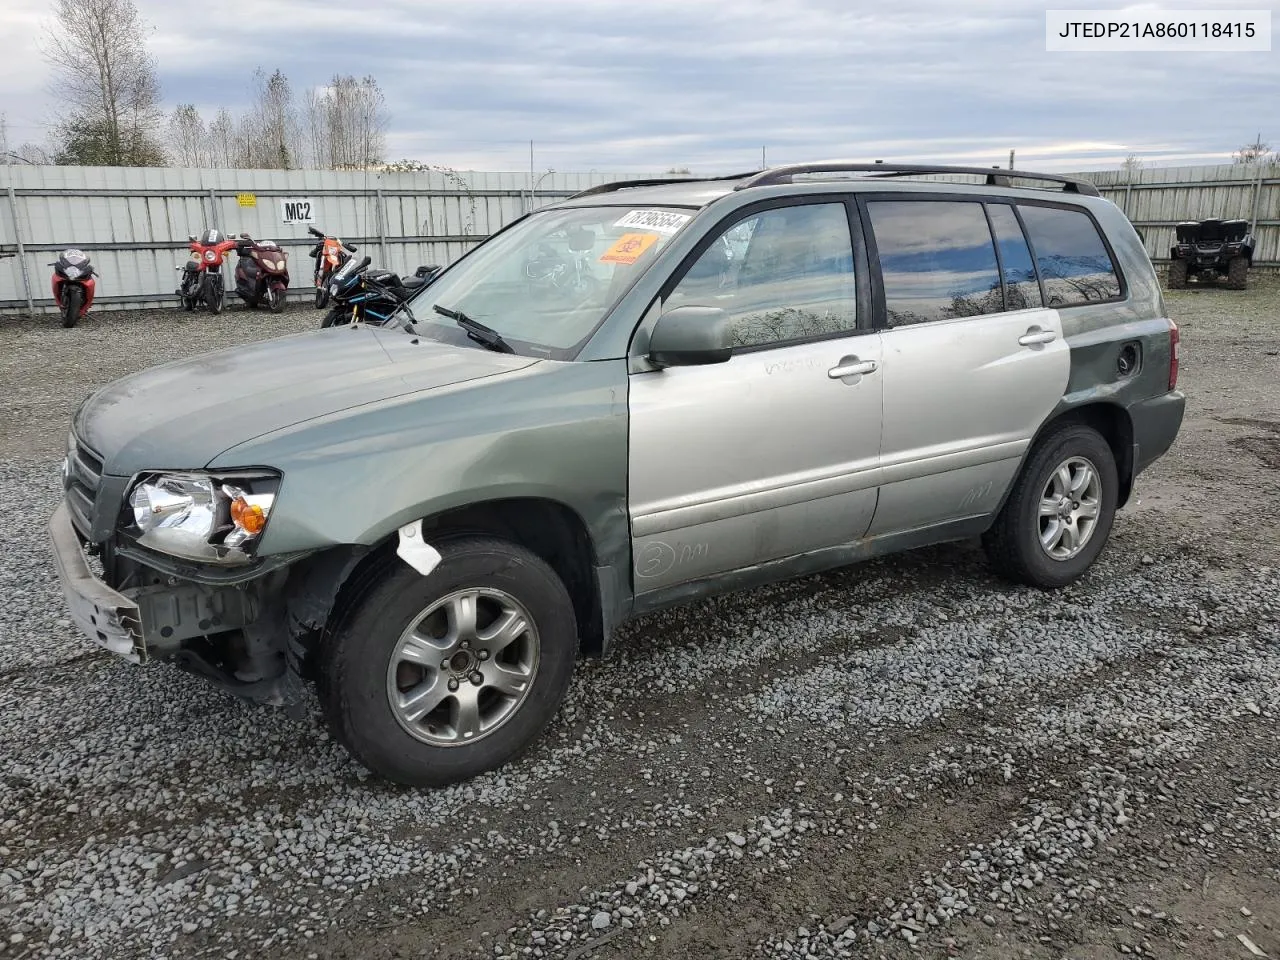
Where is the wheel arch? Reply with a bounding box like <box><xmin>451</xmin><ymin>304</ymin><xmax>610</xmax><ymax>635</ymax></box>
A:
<box><xmin>997</xmin><ymin>401</ymin><xmax>1137</xmax><ymax>517</ymax></box>
<box><xmin>287</xmin><ymin>496</ymin><xmax>610</xmax><ymax>669</ymax></box>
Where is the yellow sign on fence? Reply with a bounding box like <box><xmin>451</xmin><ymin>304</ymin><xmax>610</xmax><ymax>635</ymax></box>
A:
<box><xmin>236</xmin><ymin>193</ymin><xmax>257</xmax><ymax>208</ymax></box>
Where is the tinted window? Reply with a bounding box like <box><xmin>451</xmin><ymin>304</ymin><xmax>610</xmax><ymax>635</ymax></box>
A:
<box><xmin>1017</xmin><ymin>204</ymin><xmax>1121</xmax><ymax>306</ymax></box>
<box><xmin>667</xmin><ymin>203</ymin><xmax>856</xmax><ymax>349</ymax></box>
<box><xmin>986</xmin><ymin>204</ymin><xmax>1043</xmax><ymax>310</ymax></box>
<box><xmin>868</xmin><ymin>201</ymin><xmax>1003</xmax><ymax>326</ymax></box>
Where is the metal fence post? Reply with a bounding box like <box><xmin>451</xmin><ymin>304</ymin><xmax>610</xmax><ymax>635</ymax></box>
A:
<box><xmin>6</xmin><ymin>185</ymin><xmax>34</xmax><ymax>314</ymax></box>
<box><xmin>1248</xmin><ymin>164</ymin><xmax>1265</xmax><ymax>231</ymax></box>
<box><xmin>208</xmin><ymin>188</ymin><xmax>220</xmax><ymax>232</ymax></box>
<box><xmin>375</xmin><ymin>188</ymin><xmax>388</xmax><ymax>266</ymax></box>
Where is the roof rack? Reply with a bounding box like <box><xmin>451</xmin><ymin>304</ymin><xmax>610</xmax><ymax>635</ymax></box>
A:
<box><xmin>564</xmin><ymin>171</ymin><xmax>760</xmax><ymax>201</ymax></box>
<box><xmin>732</xmin><ymin>162</ymin><xmax>1101</xmax><ymax>197</ymax></box>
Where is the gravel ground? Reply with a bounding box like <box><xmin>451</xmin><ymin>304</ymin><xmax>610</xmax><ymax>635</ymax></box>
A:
<box><xmin>1</xmin><ymin>279</ymin><xmax>1278</xmax><ymax>960</ymax></box>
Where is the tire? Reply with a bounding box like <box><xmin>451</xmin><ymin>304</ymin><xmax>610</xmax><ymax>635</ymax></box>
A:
<box><xmin>319</xmin><ymin>536</ymin><xmax>578</xmax><ymax>786</ymax></box>
<box><xmin>210</xmin><ymin>281</ymin><xmax>224</xmax><ymax>315</ymax></box>
<box><xmin>321</xmin><ymin>305</ymin><xmax>344</xmax><ymax>328</ymax></box>
<box><xmin>268</xmin><ymin>287</ymin><xmax>286</xmax><ymax>313</ymax></box>
<box><xmin>1226</xmin><ymin>256</ymin><xmax>1248</xmax><ymax>290</ymax></box>
<box><xmin>60</xmin><ymin>285</ymin><xmax>82</xmax><ymax>328</ymax></box>
<box><xmin>1167</xmin><ymin>259</ymin><xmax>1187</xmax><ymax>289</ymax></box>
<box><xmin>315</xmin><ymin>286</ymin><xmax>329</xmax><ymax>309</ymax></box>
<box><xmin>982</xmin><ymin>423</ymin><xmax>1118</xmax><ymax>589</ymax></box>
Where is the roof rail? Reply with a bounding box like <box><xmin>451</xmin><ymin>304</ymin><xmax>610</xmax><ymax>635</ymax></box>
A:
<box><xmin>732</xmin><ymin>162</ymin><xmax>1101</xmax><ymax>197</ymax></box>
<box><xmin>564</xmin><ymin>171</ymin><xmax>760</xmax><ymax>201</ymax></box>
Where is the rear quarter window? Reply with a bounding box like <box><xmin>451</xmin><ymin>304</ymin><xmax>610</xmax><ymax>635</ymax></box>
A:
<box><xmin>1017</xmin><ymin>204</ymin><xmax>1122</xmax><ymax>306</ymax></box>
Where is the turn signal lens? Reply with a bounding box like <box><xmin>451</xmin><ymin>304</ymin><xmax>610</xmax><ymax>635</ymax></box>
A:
<box><xmin>230</xmin><ymin>496</ymin><xmax>266</xmax><ymax>534</ymax></box>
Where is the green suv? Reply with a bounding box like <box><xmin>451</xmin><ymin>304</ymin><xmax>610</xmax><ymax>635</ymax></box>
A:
<box><xmin>51</xmin><ymin>162</ymin><xmax>1185</xmax><ymax>786</ymax></box>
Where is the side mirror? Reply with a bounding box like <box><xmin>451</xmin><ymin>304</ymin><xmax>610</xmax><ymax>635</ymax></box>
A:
<box><xmin>188</xmin><ymin>234</ymin><xmax>197</xmax><ymax>242</ymax></box>
<box><xmin>647</xmin><ymin>305</ymin><xmax>734</xmax><ymax>367</ymax></box>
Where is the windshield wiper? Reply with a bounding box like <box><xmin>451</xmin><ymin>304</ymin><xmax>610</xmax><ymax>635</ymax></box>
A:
<box><xmin>433</xmin><ymin>303</ymin><xmax>514</xmax><ymax>354</ymax></box>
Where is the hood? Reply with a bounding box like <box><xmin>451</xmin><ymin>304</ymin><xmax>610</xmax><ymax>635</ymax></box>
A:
<box><xmin>76</xmin><ymin>326</ymin><xmax>540</xmax><ymax>475</ymax></box>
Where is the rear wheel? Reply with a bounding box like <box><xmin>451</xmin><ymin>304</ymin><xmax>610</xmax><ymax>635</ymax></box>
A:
<box><xmin>60</xmin><ymin>285</ymin><xmax>82</xmax><ymax>328</ymax></box>
<box><xmin>319</xmin><ymin>536</ymin><xmax>578</xmax><ymax>786</ymax></box>
<box><xmin>1226</xmin><ymin>255</ymin><xmax>1249</xmax><ymax>290</ymax></box>
<box><xmin>983</xmin><ymin>423</ymin><xmax>1118</xmax><ymax>589</ymax></box>
<box><xmin>1167</xmin><ymin>259</ymin><xmax>1187</xmax><ymax>289</ymax></box>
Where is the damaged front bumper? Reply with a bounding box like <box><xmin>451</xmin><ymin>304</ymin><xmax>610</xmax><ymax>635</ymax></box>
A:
<box><xmin>50</xmin><ymin>501</ymin><xmax>146</xmax><ymax>663</ymax></box>
<box><xmin>49</xmin><ymin>501</ymin><xmax>322</xmax><ymax>707</ymax></box>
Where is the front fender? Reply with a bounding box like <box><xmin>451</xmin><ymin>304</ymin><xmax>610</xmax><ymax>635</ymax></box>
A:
<box><xmin>208</xmin><ymin>357</ymin><xmax>633</xmax><ymax>585</ymax></box>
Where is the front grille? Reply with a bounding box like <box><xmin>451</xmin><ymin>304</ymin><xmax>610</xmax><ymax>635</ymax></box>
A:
<box><xmin>66</xmin><ymin>434</ymin><xmax>104</xmax><ymax>539</ymax></box>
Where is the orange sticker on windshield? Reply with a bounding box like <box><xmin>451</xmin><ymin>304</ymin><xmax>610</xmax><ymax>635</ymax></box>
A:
<box><xmin>600</xmin><ymin>232</ymin><xmax>660</xmax><ymax>265</ymax></box>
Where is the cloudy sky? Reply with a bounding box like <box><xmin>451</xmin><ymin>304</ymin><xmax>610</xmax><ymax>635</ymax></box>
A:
<box><xmin>0</xmin><ymin>0</ymin><xmax>1274</xmax><ymax>174</ymax></box>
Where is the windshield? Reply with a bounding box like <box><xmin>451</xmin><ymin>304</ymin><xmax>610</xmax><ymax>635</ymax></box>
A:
<box><xmin>405</xmin><ymin>205</ymin><xmax>694</xmax><ymax>357</ymax></box>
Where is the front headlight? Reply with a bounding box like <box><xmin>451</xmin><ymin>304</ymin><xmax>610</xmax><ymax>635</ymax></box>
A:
<box><xmin>64</xmin><ymin>265</ymin><xmax>83</xmax><ymax>280</ymax></box>
<box><xmin>127</xmin><ymin>472</ymin><xmax>278</xmax><ymax>564</ymax></box>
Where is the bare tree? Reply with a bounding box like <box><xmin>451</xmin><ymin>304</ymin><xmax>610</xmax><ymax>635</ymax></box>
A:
<box><xmin>1120</xmin><ymin>153</ymin><xmax>1144</xmax><ymax>180</ymax></box>
<box><xmin>207</xmin><ymin>108</ymin><xmax>238</xmax><ymax>169</ymax></box>
<box><xmin>306</xmin><ymin>74</ymin><xmax>388</xmax><ymax>169</ymax></box>
<box><xmin>247</xmin><ymin>68</ymin><xmax>301</xmax><ymax>169</ymax></box>
<box><xmin>41</xmin><ymin>0</ymin><xmax>165</xmax><ymax>166</ymax></box>
<box><xmin>169</xmin><ymin>104</ymin><xmax>209</xmax><ymax>167</ymax></box>
<box><xmin>1234</xmin><ymin>134</ymin><xmax>1272</xmax><ymax>165</ymax></box>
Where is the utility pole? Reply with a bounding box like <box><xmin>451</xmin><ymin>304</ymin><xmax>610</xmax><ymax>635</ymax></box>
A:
<box><xmin>1009</xmin><ymin>149</ymin><xmax>1015</xmax><ymax>170</ymax></box>
<box><xmin>529</xmin><ymin>140</ymin><xmax>535</xmax><ymax>214</ymax></box>
<box><xmin>762</xmin><ymin>145</ymin><xmax>766</xmax><ymax>169</ymax></box>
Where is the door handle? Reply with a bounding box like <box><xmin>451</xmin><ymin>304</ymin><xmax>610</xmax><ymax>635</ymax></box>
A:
<box><xmin>828</xmin><ymin>358</ymin><xmax>878</xmax><ymax>379</ymax></box>
<box><xmin>1018</xmin><ymin>328</ymin><xmax>1057</xmax><ymax>346</ymax></box>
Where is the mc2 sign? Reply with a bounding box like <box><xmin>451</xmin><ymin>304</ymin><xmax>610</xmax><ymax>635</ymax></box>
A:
<box><xmin>280</xmin><ymin>198</ymin><xmax>316</xmax><ymax>224</ymax></box>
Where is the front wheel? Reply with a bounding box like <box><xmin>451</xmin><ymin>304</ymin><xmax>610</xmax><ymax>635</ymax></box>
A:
<box><xmin>982</xmin><ymin>423</ymin><xmax>1118</xmax><ymax>589</ymax></box>
<box><xmin>267</xmin><ymin>286</ymin><xmax>286</xmax><ymax>313</ymax></box>
<box><xmin>60</xmin><ymin>285</ymin><xmax>82</xmax><ymax>328</ymax></box>
<box><xmin>315</xmin><ymin>285</ymin><xmax>330</xmax><ymax>309</ymax></box>
<box><xmin>319</xmin><ymin>536</ymin><xmax>578</xmax><ymax>786</ymax></box>
<box><xmin>1226</xmin><ymin>256</ymin><xmax>1248</xmax><ymax>290</ymax></box>
<box><xmin>320</xmin><ymin>305</ymin><xmax>344</xmax><ymax>328</ymax></box>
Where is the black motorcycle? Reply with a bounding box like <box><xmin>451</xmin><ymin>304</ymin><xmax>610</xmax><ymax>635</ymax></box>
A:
<box><xmin>321</xmin><ymin>258</ymin><xmax>441</xmax><ymax>328</ymax></box>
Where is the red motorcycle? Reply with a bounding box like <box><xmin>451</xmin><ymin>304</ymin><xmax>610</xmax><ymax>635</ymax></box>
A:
<box><xmin>232</xmin><ymin>234</ymin><xmax>290</xmax><ymax>313</ymax></box>
<box><xmin>50</xmin><ymin>248</ymin><xmax>96</xmax><ymax>328</ymax></box>
<box><xmin>177</xmin><ymin>229</ymin><xmax>238</xmax><ymax>313</ymax></box>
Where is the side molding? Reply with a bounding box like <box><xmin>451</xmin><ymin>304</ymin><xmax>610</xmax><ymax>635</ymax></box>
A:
<box><xmin>396</xmin><ymin>520</ymin><xmax>443</xmax><ymax>577</ymax></box>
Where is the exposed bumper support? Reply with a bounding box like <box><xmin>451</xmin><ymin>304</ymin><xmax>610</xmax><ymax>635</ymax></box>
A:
<box><xmin>49</xmin><ymin>502</ymin><xmax>146</xmax><ymax>663</ymax></box>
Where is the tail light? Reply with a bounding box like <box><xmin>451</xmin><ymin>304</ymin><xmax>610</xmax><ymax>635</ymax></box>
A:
<box><xmin>1168</xmin><ymin>319</ymin><xmax>1180</xmax><ymax>391</ymax></box>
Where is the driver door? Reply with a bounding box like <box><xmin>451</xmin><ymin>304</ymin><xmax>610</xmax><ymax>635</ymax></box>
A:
<box><xmin>627</xmin><ymin>200</ymin><xmax>883</xmax><ymax>596</ymax></box>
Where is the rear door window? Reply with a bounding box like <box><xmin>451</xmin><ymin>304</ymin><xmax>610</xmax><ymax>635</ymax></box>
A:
<box><xmin>866</xmin><ymin>200</ymin><xmax>1002</xmax><ymax>326</ymax></box>
<box><xmin>985</xmin><ymin>204</ymin><xmax>1044</xmax><ymax>310</ymax></box>
<box><xmin>1017</xmin><ymin>204</ymin><xmax>1122</xmax><ymax>306</ymax></box>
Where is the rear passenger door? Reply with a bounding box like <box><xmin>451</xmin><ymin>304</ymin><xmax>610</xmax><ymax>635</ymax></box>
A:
<box><xmin>860</xmin><ymin>197</ymin><xmax>1082</xmax><ymax>536</ymax></box>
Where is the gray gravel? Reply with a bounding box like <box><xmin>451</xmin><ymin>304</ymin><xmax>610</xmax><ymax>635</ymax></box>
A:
<box><xmin>1</xmin><ymin>277</ymin><xmax>1278</xmax><ymax>960</ymax></box>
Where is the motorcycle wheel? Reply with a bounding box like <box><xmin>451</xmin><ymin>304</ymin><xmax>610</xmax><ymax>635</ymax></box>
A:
<box><xmin>61</xmin><ymin>285</ymin><xmax>82</xmax><ymax>329</ymax></box>
<box><xmin>210</xmin><ymin>283</ymin><xmax>224</xmax><ymax>315</ymax></box>
<box><xmin>315</xmin><ymin>286</ymin><xmax>329</xmax><ymax>309</ymax></box>
<box><xmin>268</xmin><ymin>287</ymin><xmax>286</xmax><ymax>314</ymax></box>
<box><xmin>321</xmin><ymin>305</ymin><xmax>343</xmax><ymax>328</ymax></box>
